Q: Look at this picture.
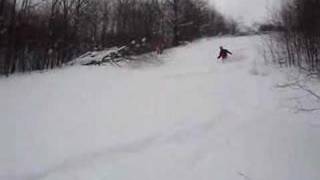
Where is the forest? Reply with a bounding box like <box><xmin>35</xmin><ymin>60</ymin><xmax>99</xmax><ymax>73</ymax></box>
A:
<box><xmin>0</xmin><ymin>0</ymin><xmax>237</xmax><ymax>75</ymax></box>
<box><xmin>267</xmin><ymin>0</ymin><xmax>320</xmax><ymax>74</ymax></box>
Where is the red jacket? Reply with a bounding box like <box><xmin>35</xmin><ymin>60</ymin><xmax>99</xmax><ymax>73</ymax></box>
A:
<box><xmin>218</xmin><ymin>48</ymin><xmax>232</xmax><ymax>59</ymax></box>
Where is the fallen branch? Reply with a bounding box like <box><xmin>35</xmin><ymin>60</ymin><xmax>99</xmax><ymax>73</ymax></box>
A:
<box><xmin>275</xmin><ymin>73</ymin><xmax>320</xmax><ymax>112</ymax></box>
<box><xmin>296</xmin><ymin>107</ymin><xmax>320</xmax><ymax>112</ymax></box>
<box><xmin>296</xmin><ymin>83</ymin><xmax>320</xmax><ymax>101</ymax></box>
<box><xmin>293</xmin><ymin>100</ymin><xmax>320</xmax><ymax>113</ymax></box>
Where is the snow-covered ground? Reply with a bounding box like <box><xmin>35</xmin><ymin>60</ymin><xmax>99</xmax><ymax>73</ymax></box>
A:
<box><xmin>1</xmin><ymin>35</ymin><xmax>320</xmax><ymax>180</ymax></box>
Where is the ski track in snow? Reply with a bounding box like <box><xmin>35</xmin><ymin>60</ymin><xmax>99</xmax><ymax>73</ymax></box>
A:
<box><xmin>0</xmin><ymin>35</ymin><xmax>320</xmax><ymax>180</ymax></box>
<box><xmin>33</xmin><ymin>119</ymin><xmax>216</xmax><ymax>180</ymax></box>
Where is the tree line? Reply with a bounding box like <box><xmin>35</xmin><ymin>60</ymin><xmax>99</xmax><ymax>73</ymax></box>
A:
<box><xmin>0</xmin><ymin>0</ymin><xmax>238</xmax><ymax>75</ymax></box>
<box><xmin>268</xmin><ymin>0</ymin><xmax>320</xmax><ymax>74</ymax></box>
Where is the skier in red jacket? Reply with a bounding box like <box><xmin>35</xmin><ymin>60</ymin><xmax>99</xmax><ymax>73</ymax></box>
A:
<box><xmin>217</xmin><ymin>46</ymin><xmax>232</xmax><ymax>60</ymax></box>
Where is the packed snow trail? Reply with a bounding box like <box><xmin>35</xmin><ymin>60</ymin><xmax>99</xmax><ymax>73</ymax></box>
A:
<box><xmin>1</xmin><ymin>36</ymin><xmax>320</xmax><ymax>180</ymax></box>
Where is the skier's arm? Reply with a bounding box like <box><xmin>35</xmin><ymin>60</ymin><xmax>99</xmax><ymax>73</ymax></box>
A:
<box><xmin>227</xmin><ymin>50</ymin><xmax>232</xmax><ymax>55</ymax></box>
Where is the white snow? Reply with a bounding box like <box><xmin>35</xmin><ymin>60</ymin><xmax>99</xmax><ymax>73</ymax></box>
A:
<box><xmin>0</xmin><ymin>35</ymin><xmax>320</xmax><ymax>180</ymax></box>
<box><xmin>68</xmin><ymin>46</ymin><xmax>127</xmax><ymax>65</ymax></box>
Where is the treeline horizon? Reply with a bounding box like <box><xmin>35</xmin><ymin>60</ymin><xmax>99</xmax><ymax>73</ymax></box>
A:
<box><xmin>0</xmin><ymin>0</ymin><xmax>238</xmax><ymax>75</ymax></box>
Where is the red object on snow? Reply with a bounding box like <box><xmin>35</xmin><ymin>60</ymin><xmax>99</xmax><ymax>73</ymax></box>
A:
<box><xmin>217</xmin><ymin>46</ymin><xmax>232</xmax><ymax>60</ymax></box>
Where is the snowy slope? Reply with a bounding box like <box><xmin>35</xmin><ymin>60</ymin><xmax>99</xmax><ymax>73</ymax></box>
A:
<box><xmin>0</xmin><ymin>35</ymin><xmax>320</xmax><ymax>180</ymax></box>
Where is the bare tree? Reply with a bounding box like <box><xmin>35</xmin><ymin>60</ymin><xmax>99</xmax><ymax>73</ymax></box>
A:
<box><xmin>268</xmin><ymin>0</ymin><xmax>320</xmax><ymax>74</ymax></box>
<box><xmin>0</xmin><ymin>0</ymin><xmax>236</xmax><ymax>75</ymax></box>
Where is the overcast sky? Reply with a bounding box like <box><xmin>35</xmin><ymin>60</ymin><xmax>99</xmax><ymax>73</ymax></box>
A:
<box><xmin>209</xmin><ymin>0</ymin><xmax>279</xmax><ymax>25</ymax></box>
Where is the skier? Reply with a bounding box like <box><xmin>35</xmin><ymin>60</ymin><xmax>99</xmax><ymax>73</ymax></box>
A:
<box><xmin>217</xmin><ymin>46</ymin><xmax>232</xmax><ymax>61</ymax></box>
